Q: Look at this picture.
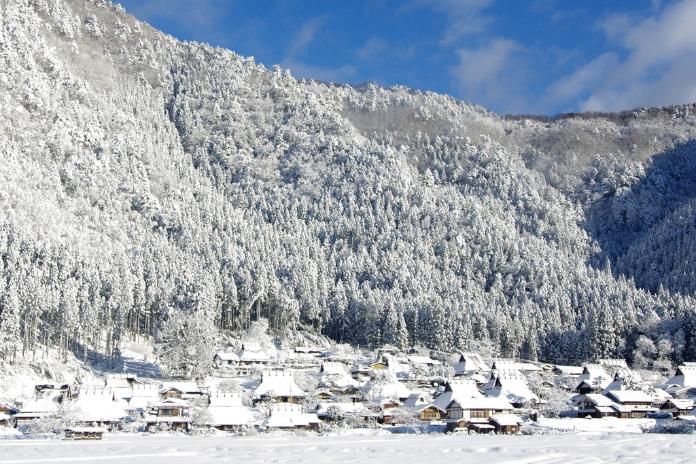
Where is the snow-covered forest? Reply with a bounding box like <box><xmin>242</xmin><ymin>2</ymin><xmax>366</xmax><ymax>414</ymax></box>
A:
<box><xmin>2</xmin><ymin>0</ymin><xmax>696</xmax><ymax>372</ymax></box>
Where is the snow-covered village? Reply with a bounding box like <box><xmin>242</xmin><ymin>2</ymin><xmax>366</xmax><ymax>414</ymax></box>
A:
<box><xmin>5</xmin><ymin>0</ymin><xmax>696</xmax><ymax>462</ymax></box>
<box><xmin>1</xmin><ymin>319</ymin><xmax>695</xmax><ymax>443</ymax></box>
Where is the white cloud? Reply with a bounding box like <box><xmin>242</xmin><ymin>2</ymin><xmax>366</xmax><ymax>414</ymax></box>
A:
<box><xmin>409</xmin><ymin>0</ymin><xmax>494</xmax><ymax>44</ymax></box>
<box><xmin>124</xmin><ymin>0</ymin><xmax>228</xmax><ymax>33</ymax></box>
<box><xmin>281</xmin><ymin>16</ymin><xmax>356</xmax><ymax>83</ymax></box>
<box><xmin>550</xmin><ymin>0</ymin><xmax>696</xmax><ymax>112</ymax></box>
<box><xmin>356</xmin><ymin>37</ymin><xmax>389</xmax><ymax>60</ymax></box>
<box><xmin>451</xmin><ymin>38</ymin><xmax>532</xmax><ymax>113</ymax></box>
<box><xmin>287</xmin><ymin>17</ymin><xmax>327</xmax><ymax>57</ymax></box>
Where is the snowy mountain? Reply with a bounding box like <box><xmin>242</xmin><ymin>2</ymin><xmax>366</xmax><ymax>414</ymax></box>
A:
<box><xmin>1</xmin><ymin>0</ymin><xmax>696</xmax><ymax>370</ymax></box>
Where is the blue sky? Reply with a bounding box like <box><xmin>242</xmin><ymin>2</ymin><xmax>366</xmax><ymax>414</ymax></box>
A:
<box><xmin>118</xmin><ymin>0</ymin><xmax>696</xmax><ymax>115</ymax></box>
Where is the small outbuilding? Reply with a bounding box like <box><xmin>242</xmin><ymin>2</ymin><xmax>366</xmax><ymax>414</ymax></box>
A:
<box><xmin>64</xmin><ymin>426</ymin><xmax>106</xmax><ymax>440</ymax></box>
<box><xmin>489</xmin><ymin>413</ymin><xmax>522</xmax><ymax>434</ymax></box>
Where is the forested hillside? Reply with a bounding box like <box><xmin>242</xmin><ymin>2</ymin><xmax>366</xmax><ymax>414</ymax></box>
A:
<box><xmin>2</xmin><ymin>0</ymin><xmax>696</xmax><ymax>372</ymax></box>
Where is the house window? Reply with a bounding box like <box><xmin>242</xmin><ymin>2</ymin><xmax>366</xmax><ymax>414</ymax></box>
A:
<box><xmin>448</xmin><ymin>408</ymin><xmax>463</xmax><ymax>419</ymax></box>
<box><xmin>470</xmin><ymin>410</ymin><xmax>488</xmax><ymax>419</ymax></box>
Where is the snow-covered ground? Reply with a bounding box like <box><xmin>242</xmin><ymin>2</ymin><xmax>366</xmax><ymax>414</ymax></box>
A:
<box><xmin>1</xmin><ymin>433</ymin><xmax>694</xmax><ymax>464</ymax></box>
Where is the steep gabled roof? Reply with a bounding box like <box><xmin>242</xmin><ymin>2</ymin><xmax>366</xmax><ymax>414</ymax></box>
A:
<box><xmin>432</xmin><ymin>378</ymin><xmax>483</xmax><ymax>412</ymax></box>
<box><xmin>605</xmin><ymin>390</ymin><xmax>653</xmax><ymax>404</ymax></box>
<box><xmin>266</xmin><ymin>403</ymin><xmax>319</xmax><ymax>428</ymax></box>
<box><xmin>454</xmin><ymin>353</ymin><xmax>490</xmax><ymax>375</ymax></box>
<box><xmin>666</xmin><ymin>365</ymin><xmax>696</xmax><ymax>388</ymax></box>
<box><xmin>254</xmin><ymin>370</ymin><xmax>306</xmax><ymax>399</ymax></box>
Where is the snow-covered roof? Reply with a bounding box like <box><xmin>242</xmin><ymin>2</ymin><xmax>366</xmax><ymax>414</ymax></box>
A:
<box><xmin>254</xmin><ymin>370</ymin><xmax>306</xmax><ymax>399</ymax></box>
<box><xmin>598</xmin><ymin>359</ymin><xmax>629</xmax><ymax>369</ymax></box>
<box><xmin>209</xmin><ymin>394</ymin><xmax>244</xmax><ymax>407</ymax></box>
<box><xmin>485</xmin><ymin>374</ymin><xmax>539</xmax><ymax>405</ymax></box>
<box><xmin>159</xmin><ymin>381</ymin><xmax>202</xmax><ymax>395</ymax></box>
<box><xmin>491</xmin><ymin>359</ymin><xmax>541</xmax><ymax>372</ymax></box>
<box><xmin>554</xmin><ymin>365</ymin><xmax>584</xmax><ymax>376</ymax></box>
<box><xmin>294</xmin><ymin>346</ymin><xmax>324</xmax><ymax>354</ymax></box>
<box><xmin>0</xmin><ymin>413</ymin><xmax>12</xmax><ymax>421</ymax></box>
<box><xmin>664</xmin><ymin>398</ymin><xmax>694</xmax><ymax>410</ymax></box>
<box><xmin>153</xmin><ymin>398</ymin><xmax>189</xmax><ymax>408</ymax></box>
<box><xmin>361</xmin><ymin>371</ymin><xmax>412</xmax><ymax>402</ymax></box>
<box><xmin>576</xmin><ymin>364</ymin><xmax>612</xmax><ymax>390</ymax></box>
<box><xmin>65</xmin><ymin>426</ymin><xmax>108</xmax><ymax>433</ymax></box>
<box><xmin>104</xmin><ymin>374</ymin><xmax>138</xmax><ymax>387</ymax></box>
<box><xmin>403</xmin><ymin>392</ymin><xmax>429</xmax><ymax>409</ymax></box>
<box><xmin>432</xmin><ymin>379</ymin><xmax>483</xmax><ymax>412</ymax></box>
<box><xmin>600</xmin><ymin>370</ymin><xmax>645</xmax><ymax>395</ymax></box>
<box><xmin>238</xmin><ymin>348</ymin><xmax>271</xmax><ymax>363</ymax></box>
<box><xmin>143</xmin><ymin>415</ymin><xmax>191</xmax><ymax>424</ymax></box>
<box><xmin>319</xmin><ymin>362</ymin><xmax>359</xmax><ymax>390</ymax></box>
<box><xmin>489</xmin><ymin>413</ymin><xmax>522</xmax><ymax>426</ymax></box>
<box><xmin>128</xmin><ymin>385</ymin><xmax>160</xmax><ymax>409</ymax></box>
<box><xmin>605</xmin><ymin>390</ymin><xmax>653</xmax><ymax>404</ymax></box>
<box><xmin>74</xmin><ymin>396</ymin><xmax>128</xmax><ymax>422</ymax></box>
<box><xmin>665</xmin><ymin>365</ymin><xmax>696</xmax><ymax>388</ymax></box>
<box><xmin>215</xmin><ymin>351</ymin><xmax>241</xmax><ymax>362</ymax></box>
<box><xmin>266</xmin><ymin>403</ymin><xmax>319</xmax><ymax>428</ymax></box>
<box><xmin>205</xmin><ymin>404</ymin><xmax>256</xmax><ymax>427</ymax></box>
<box><xmin>381</xmin><ymin>354</ymin><xmax>412</xmax><ymax>379</ymax></box>
<box><xmin>315</xmin><ymin>402</ymin><xmax>374</xmax><ymax>417</ymax></box>
<box><xmin>454</xmin><ymin>353</ymin><xmax>490</xmax><ymax>375</ymax></box>
<box><xmin>575</xmin><ymin>393</ymin><xmax>614</xmax><ymax>407</ymax></box>
<box><xmin>18</xmin><ymin>399</ymin><xmax>58</xmax><ymax>414</ymax></box>
<box><xmin>452</xmin><ymin>396</ymin><xmax>515</xmax><ymax>411</ymax></box>
<box><xmin>407</xmin><ymin>355</ymin><xmax>441</xmax><ymax>366</ymax></box>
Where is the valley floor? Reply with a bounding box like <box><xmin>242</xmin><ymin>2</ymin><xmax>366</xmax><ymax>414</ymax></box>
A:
<box><xmin>1</xmin><ymin>432</ymin><xmax>694</xmax><ymax>464</ymax></box>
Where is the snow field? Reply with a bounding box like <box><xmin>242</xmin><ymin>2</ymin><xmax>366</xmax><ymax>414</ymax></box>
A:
<box><xmin>1</xmin><ymin>433</ymin><xmax>695</xmax><ymax>464</ymax></box>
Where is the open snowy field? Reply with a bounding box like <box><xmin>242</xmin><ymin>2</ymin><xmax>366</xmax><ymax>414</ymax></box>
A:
<box><xmin>1</xmin><ymin>433</ymin><xmax>694</xmax><ymax>464</ymax></box>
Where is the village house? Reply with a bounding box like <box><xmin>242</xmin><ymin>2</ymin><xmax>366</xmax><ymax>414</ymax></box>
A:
<box><xmin>379</xmin><ymin>398</ymin><xmax>407</xmax><ymax>425</ymax></box>
<box><xmin>489</xmin><ymin>413</ymin><xmax>523</xmax><ymax>434</ymax></box>
<box><xmin>34</xmin><ymin>383</ymin><xmax>71</xmax><ymax>402</ymax></box>
<box><xmin>253</xmin><ymin>370</ymin><xmax>307</xmax><ymax>404</ymax></box>
<box><xmin>406</xmin><ymin>355</ymin><xmax>442</xmax><ymax>368</ymax></box>
<box><xmin>13</xmin><ymin>398</ymin><xmax>58</xmax><ymax>425</ymax></box>
<box><xmin>213</xmin><ymin>351</ymin><xmax>240</xmax><ymax>368</ymax></box>
<box><xmin>350</xmin><ymin>365</ymin><xmax>373</xmax><ymax>382</ymax></box>
<box><xmin>159</xmin><ymin>381</ymin><xmax>206</xmax><ymax>401</ymax></box>
<box><xmin>572</xmin><ymin>393</ymin><xmax>617</xmax><ymax>418</ymax></box>
<box><xmin>574</xmin><ymin>364</ymin><xmax>611</xmax><ymax>394</ymax></box>
<box><xmin>144</xmin><ymin>398</ymin><xmax>191</xmax><ymax>432</ymax></box>
<box><xmin>483</xmin><ymin>370</ymin><xmax>539</xmax><ymax>408</ymax></box>
<box><xmin>315</xmin><ymin>402</ymin><xmax>377</xmax><ymax>425</ymax></box>
<box><xmin>553</xmin><ymin>365</ymin><xmax>584</xmax><ymax>377</ymax></box>
<box><xmin>454</xmin><ymin>353</ymin><xmax>490</xmax><ymax>377</ymax></box>
<box><xmin>104</xmin><ymin>373</ymin><xmax>140</xmax><ymax>388</ymax></box>
<box><xmin>361</xmin><ymin>370</ymin><xmax>413</xmax><ymax>404</ymax></box>
<box><xmin>604</xmin><ymin>390</ymin><xmax>657</xmax><ymax>418</ymax></box>
<box><xmin>204</xmin><ymin>394</ymin><xmax>256</xmax><ymax>431</ymax></box>
<box><xmin>73</xmin><ymin>387</ymin><xmax>128</xmax><ymax>430</ymax></box>
<box><xmin>662</xmin><ymin>364</ymin><xmax>696</xmax><ymax>397</ymax></box>
<box><xmin>313</xmin><ymin>388</ymin><xmax>335</xmax><ymax>401</ymax></box>
<box><xmin>319</xmin><ymin>362</ymin><xmax>359</xmax><ymax>394</ymax></box>
<box><xmin>432</xmin><ymin>379</ymin><xmax>516</xmax><ymax>432</ymax></box>
<box><xmin>265</xmin><ymin>403</ymin><xmax>320</xmax><ymax>432</ymax></box>
<box><xmin>294</xmin><ymin>346</ymin><xmax>325</xmax><ymax>356</ymax></box>
<box><xmin>660</xmin><ymin>398</ymin><xmax>695</xmax><ymax>417</ymax></box>
<box><xmin>237</xmin><ymin>343</ymin><xmax>272</xmax><ymax>368</ymax></box>
<box><xmin>64</xmin><ymin>426</ymin><xmax>106</xmax><ymax>440</ymax></box>
<box><xmin>403</xmin><ymin>392</ymin><xmax>441</xmax><ymax>422</ymax></box>
<box><xmin>0</xmin><ymin>412</ymin><xmax>11</xmax><ymax>427</ymax></box>
<box><xmin>127</xmin><ymin>384</ymin><xmax>160</xmax><ymax>415</ymax></box>
<box><xmin>491</xmin><ymin>359</ymin><xmax>541</xmax><ymax>373</ymax></box>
